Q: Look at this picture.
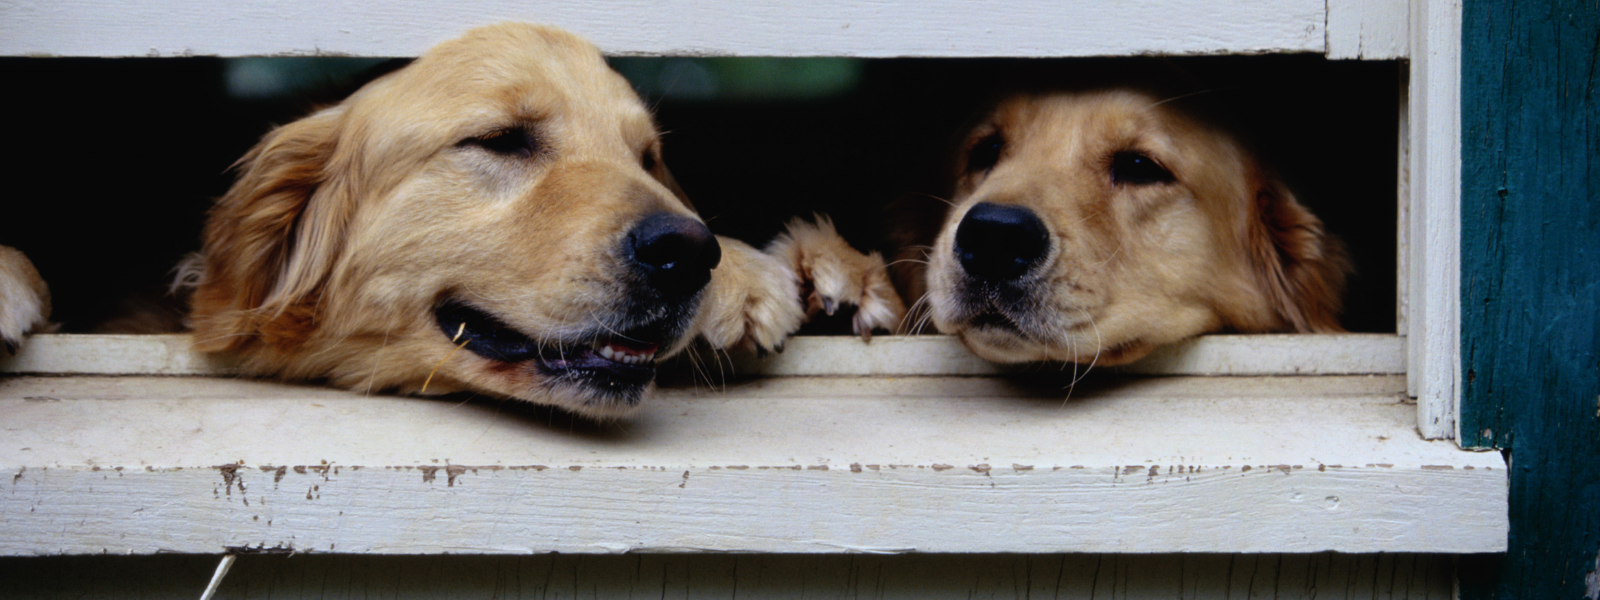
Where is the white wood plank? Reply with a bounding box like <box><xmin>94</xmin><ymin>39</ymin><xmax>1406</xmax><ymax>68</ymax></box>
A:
<box><xmin>0</xmin><ymin>374</ymin><xmax>1507</xmax><ymax>555</ymax></box>
<box><xmin>0</xmin><ymin>333</ymin><xmax>1404</xmax><ymax>377</ymax></box>
<box><xmin>1112</xmin><ymin>333</ymin><xmax>1402</xmax><ymax>375</ymax></box>
<box><xmin>0</xmin><ymin>0</ymin><xmax>1329</xmax><ymax>58</ymax></box>
<box><xmin>0</xmin><ymin>553</ymin><xmax>1458</xmax><ymax>599</ymax></box>
<box><xmin>1327</xmin><ymin>0</ymin><xmax>1410</xmax><ymax>59</ymax></box>
<box><xmin>1406</xmin><ymin>0</ymin><xmax>1462</xmax><ymax>441</ymax></box>
<box><xmin>0</xmin><ymin>334</ymin><xmax>238</xmax><ymax>376</ymax></box>
<box><xmin>734</xmin><ymin>334</ymin><xmax>1403</xmax><ymax>376</ymax></box>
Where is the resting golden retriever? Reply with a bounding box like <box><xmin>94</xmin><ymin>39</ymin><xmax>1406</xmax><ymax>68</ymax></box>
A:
<box><xmin>893</xmin><ymin>88</ymin><xmax>1348</xmax><ymax>365</ymax></box>
<box><xmin>1</xmin><ymin>23</ymin><xmax>901</xmax><ymax>419</ymax></box>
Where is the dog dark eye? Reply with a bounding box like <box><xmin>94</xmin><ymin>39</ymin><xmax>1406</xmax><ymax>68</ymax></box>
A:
<box><xmin>966</xmin><ymin>133</ymin><xmax>1004</xmax><ymax>173</ymax></box>
<box><xmin>1110</xmin><ymin>151</ymin><xmax>1174</xmax><ymax>185</ymax></box>
<box><xmin>641</xmin><ymin>149</ymin><xmax>658</xmax><ymax>171</ymax></box>
<box><xmin>462</xmin><ymin>127</ymin><xmax>537</xmax><ymax>159</ymax></box>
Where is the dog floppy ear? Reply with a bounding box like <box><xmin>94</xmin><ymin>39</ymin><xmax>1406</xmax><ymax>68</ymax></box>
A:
<box><xmin>1247</xmin><ymin>178</ymin><xmax>1350</xmax><ymax>333</ymax></box>
<box><xmin>190</xmin><ymin>107</ymin><xmax>355</xmax><ymax>352</ymax></box>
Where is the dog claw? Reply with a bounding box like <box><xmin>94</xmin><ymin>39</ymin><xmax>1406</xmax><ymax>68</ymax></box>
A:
<box><xmin>767</xmin><ymin>215</ymin><xmax>907</xmax><ymax>338</ymax></box>
<box><xmin>3</xmin><ymin>339</ymin><xmax>15</xmax><ymax>356</ymax></box>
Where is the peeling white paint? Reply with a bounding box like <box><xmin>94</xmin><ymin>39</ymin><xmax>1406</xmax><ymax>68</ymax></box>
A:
<box><xmin>1</xmin><ymin>374</ymin><xmax>1508</xmax><ymax>555</ymax></box>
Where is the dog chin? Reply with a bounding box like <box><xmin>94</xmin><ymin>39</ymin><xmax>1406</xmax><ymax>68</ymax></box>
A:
<box><xmin>951</xmin><ymin>315</ymin><xmax>1156</xmax><ymax>367</ymax></box>
<box><xmin>949</xmin><ymin>322</ymin><xmax>1050</xmax><ymax>363</ymax></box>
<box><xmin>540</xmin><ymin>379</ymin><xmax>657</xmax><ymax>420</ymax></box>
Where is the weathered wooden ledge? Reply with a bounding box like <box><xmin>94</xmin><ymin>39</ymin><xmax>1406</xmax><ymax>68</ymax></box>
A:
<box><xmin>1</xmin><ymin>364</ymin><xmax>1504</xmax><ymax>555</ymax></box>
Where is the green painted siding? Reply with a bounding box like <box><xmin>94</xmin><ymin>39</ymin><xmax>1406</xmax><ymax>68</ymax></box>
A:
<box><xmin>1459</xmin><ymin>0</ymin><xmax>1599</xmax><ymax>597</ymax></box>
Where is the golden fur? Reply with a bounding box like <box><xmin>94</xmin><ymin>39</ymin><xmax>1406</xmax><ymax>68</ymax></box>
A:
<box><xmin>176</xmin><ymin>23</ymin><xmax>897</xmax><ymax>418</ymax></box>
<box><xmin>0</xmin><ymin>24</ymin><xmax>898</xmax><ymax>418</ymax></box>
<box><xmin>895</xmin><ymin>89</ymin><xmax>1348</xmax><ymax>365</ymax></box>
<box><xmin>0</xmin><ymin>245</ymin><xmax>51</xmax><ymax>354</ymax></box>
<box><xmin>767</xmin><ymin>215</ymin><xmax>905</xmax><ymax>341</ymax></box>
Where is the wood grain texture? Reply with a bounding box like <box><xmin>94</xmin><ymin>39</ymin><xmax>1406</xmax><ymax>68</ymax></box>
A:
<box><xmin>0</xmin><ymin>375</ymin><xmax>1506</xmax><ymax>555</ymax></box>
<box><xmin>1327</xmin><ymin>0</ymin><xmax>1409</xmax><ymax>59</ymax></box>
<box><xmin>0</xmin><ymin>552</ymin><xmax>1456</xmax><ymax>599</ymax></box>
<box><xmin>1406</xmin><ymin>0</ymin><xmax>1463</xmax><ymax>441</ymax></box>
<box><xmin>1457</xmin><ymin>0</ymin><xmax>1600</xmax><ymax>598</ymax></box>
<box><xmin>0</xmin><ymin>0</ymin><xmax>1329</xmax><ymax>58</ymax></box>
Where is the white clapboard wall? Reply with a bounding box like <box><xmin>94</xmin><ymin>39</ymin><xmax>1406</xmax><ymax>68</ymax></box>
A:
<box><xmin>0</xmin><ymin>1</ymin><xmax>1478</xmax><ymax>599</ymax></box>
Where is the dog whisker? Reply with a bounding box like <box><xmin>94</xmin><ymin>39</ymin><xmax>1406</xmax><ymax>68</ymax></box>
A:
<box><xmin>911</xmin><ymin>191</ymin><xmax>958</xmax><ymax>208</ymax></box>
<box><xmin>883</xmin><ymin>258</ymin><xmax>930</xmax><ymax>269</ymax></box>
<box><xmin>1144</xmin><ymin>87</ymin><xmax>1232</xmax><ymax>110</ymax></box>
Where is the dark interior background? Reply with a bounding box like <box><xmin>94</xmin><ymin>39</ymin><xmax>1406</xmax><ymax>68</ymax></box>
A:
<box><xmin>0</xmin><ymin>55</ymin><xmax>1399</xmax><ymax>333</ymax></box>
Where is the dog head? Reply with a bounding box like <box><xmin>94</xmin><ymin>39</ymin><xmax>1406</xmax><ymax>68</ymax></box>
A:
<box><xmin>922</xmin><ymin>89</ymin><xmax>1347</xmax><ymax>365</ymax></box>
<box><xmin>189</xmin><ymin>23</ymin><xmax>719</xmax><ymax>418</ymax></box>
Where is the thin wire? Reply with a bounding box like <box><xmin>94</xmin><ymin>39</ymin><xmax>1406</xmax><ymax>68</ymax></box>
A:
<box><xmin>198</xmin><ymin>554</ymin><xmax>236</xmax><ymax>600</ymax></box>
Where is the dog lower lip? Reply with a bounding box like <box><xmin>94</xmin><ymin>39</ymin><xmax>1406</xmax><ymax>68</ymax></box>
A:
<box><xmin>432</xmin><ymin>300</ymin><xmax>664</xmax><ymax>387</ymax></box>
<box><xmin>433</xmin><ymin>300</ymin><xmax>541</xmax><ymax>362</ymax></box>
<box><xmin>970</xmin><ymin>311</ymin><xmax>1021</xmax><ymax>332</ymax></box>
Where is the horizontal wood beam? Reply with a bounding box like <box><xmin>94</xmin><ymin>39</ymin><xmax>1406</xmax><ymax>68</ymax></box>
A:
<box><xmin>1</xmin><ymin>374</ymin><xmax>1505</xmax><ymax>555</ymax></box>
<box><xmin>1</xmin><ymin>0</ymin><xmax>1342</xmax><ymax>58</ymax></box>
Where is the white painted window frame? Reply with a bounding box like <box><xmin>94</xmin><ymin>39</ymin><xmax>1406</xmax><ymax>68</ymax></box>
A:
<box><xmin>1401</xmin><ymin>0</ymin><xmax>1463</xmax><ymax>441</ymax></box>
<box><xmin>0</xmin><ymin>0</ymin><xmax>1492</xmax><ymax>560</ymax></box>
<box><xmin>0</xmin><ymin>0</ymin><xmax>1461</xmax><ymax>439</ymax></box>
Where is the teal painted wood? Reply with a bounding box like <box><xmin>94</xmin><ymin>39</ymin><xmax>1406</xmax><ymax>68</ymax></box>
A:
<box><xmin>1458</xmin><ymin>0</ymin><xmax>1600</xmax><ymax>598</ymax></box>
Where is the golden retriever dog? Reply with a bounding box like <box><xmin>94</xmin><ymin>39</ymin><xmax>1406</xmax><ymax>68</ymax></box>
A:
<box><xmin>1</xmin><ymin>23</ymin><xmax>901</xmax><ymax>419</ymax></box>
<box><xmin>893</xmin><ymin>88</ymin><xmax>1348</xmax><ymax>365</ymax></box>
<box><xmin>0</xmin><ymin>246</ymin><xmax>50</xmax><ymax>355</ymax></box>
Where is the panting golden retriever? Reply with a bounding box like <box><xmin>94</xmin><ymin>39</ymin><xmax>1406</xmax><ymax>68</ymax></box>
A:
<box><xmin>892</xmin><ymin>88</ymin><xmax>1348</xmax><ymax>366</ymax></box>
<box><xmin>0</xmin><ymin>23</ymin><xmax>901</xmax><ymax>419</ymax></box>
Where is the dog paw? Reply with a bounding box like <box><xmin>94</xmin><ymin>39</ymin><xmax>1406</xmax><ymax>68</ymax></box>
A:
<box><xmin>0</xmin><ymin>246</ymin><xmax>52</xmax><ymax>355</ymax></box>
<box><xmin>695</xmin><ymin>237</ymin><xmax>806</xmax><ymax>355</ymax></box>
<box><xmin>767</xmin><ymin>215</ymin><xmax>907</xmax><ymax>340</ymax></box>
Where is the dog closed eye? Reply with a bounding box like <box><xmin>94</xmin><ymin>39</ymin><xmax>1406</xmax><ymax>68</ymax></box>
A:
<box><xmin>460</xmin><ymin>126</ymin><xmax>540</xmax><ymax>159</ymax></box>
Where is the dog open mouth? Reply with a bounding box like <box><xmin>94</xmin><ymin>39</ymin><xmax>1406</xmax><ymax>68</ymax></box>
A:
<box><xmin>433</xmin><ymin>300</ymin><xmax>666</xmax><ymax>396</ymax></box>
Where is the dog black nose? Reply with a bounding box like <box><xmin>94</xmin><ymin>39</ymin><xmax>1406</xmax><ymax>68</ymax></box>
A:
<box><xmin>954</xmin><ymin>202</ymin><xmax>1051</xmax><ymax>283</ymax></box>
<box><xmin>626</xmin><ymin>213</ymin><xmax>721</xmax><ymax>296</ymax></box>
